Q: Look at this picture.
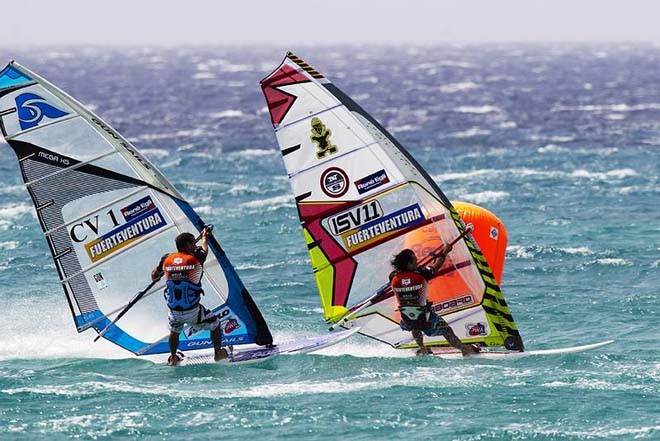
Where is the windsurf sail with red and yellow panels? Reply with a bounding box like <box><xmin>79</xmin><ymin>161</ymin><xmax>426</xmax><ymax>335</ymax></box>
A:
<box><xmin>260</xmin><ymin>53</ymin><xmax>523</xmax><ymax>351</ymax></box>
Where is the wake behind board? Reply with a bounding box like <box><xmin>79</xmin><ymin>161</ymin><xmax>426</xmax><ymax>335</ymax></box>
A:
<box><xmin>172</xmin><ymin>327</ymin><xmax>360</xmax><ymax>366</ymax></box>
<box><xmin>429</xmin><ymin>340</ymin><xmax>614</xmax><ymax>360</ymax></box>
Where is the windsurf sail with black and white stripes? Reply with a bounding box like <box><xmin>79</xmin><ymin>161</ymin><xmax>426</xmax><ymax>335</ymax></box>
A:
<box><xmin>0</xmin><ymin>61</ymin><xmax>273</xmax><ymax>355</ymax></box>
<box><xmin>260</xmin><ymin>52</ymin><xmax>523</xmax><ymax>351</ymax></box>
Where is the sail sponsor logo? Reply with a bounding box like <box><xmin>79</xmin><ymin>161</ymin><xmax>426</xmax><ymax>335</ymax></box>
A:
<box><xmin>327</xmin><ymin>200</ymin><xmax>383</xmax><ymax>235</ymax></box>
<box><xmin>466</xmin><ymin>322</ymin><xmax>488</xmax><ymax>336</ymax></box>
<box><xmin>84</xmin><ymin>209</ymin><xmax>167</xmax><ymax>263</ymax></box>
<box><xmin>310</xmin><ymin>117</ymin><xmax>338</xmax><ymax>159</ymax></box>
<box><xmin>355</xmin><ymin>169</ymin><xmax>390</xmax><ymax>194</ymax></box>
<box><xmin>15</xmin><ymin>92</ymin><xmax>69</xmax><ymax>130</ymax></box>
<box><xmin>341</xmin><ymin>203</ymin><xmax>426</xmax><ymax>252</ymax></box>
<box><xmin>223</xmin><ymin>317</ymin><xmax>241</xmax><ymax>334</ymax></box>
<box><xmin>93</xmin><ymin>272</ymin><xmax>108</xmax><ymax>290</ymax></box>
<box><xmin>70</xmin><ymin>210</ymin><xmax>122</xmax><ymax>243</ymax></box>
<box><xmin>320</xmin><ymin>167</ymin><xmax>349</xmax><ymax>198</ymax></box>
<box><xmin>489</xmin><ymin>226</ymin><xmax>499</xmax><ymax>239</ymax></box>
<box><xmin>431</xmin><ymin>294</ymin><xmax>474</xmax><ymax>314</ymax></box>
<box><xmin>186</xmin><ymin>340</ymin><xmax>213</xmax><ymax>347</ymax></box>
<box><xmin>37</xmin><ymin>151</ymin><xmax>70</xmax><ymax>166</ymax></box>
<box><xmin>121</xmin><ymin>196</ymin><xmax>156</xmax><ymax>221</ymax></box>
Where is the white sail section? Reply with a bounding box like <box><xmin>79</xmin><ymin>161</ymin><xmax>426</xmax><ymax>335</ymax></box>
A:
<box><xmin>261</xmin><ymin>53</ymin><xmax>523</xmax><ymax>350</ymax></box>
<box><xmin>0</xmin><ymin>62</ymin><xmax>272</xmax><ymax>354</ymax></box>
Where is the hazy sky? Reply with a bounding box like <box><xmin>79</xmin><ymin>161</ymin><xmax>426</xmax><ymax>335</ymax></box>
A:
<box><xmin>4</xmin><ymin>0</ymin><xmax>660</xmax><ymax>46</ymax></box>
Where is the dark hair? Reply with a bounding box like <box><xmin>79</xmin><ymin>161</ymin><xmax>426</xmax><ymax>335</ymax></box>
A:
<box><xmin>175</xmin><ymin>232</ymin><xmax>196</xmax><ymax>251</ymax></box>
<box><xmin>391</xmin><ymin>249</ymin><xmax>416</xmax><ymax>271</ymax></box>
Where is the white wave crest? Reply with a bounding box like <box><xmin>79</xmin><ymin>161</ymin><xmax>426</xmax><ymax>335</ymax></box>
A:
<box><xmin>450</xmin><ymin>128</ymin><xmax>491</xmax><ymax>138</ymax></box>
<box><xmin>538</xmin><ymin>144</ymin><xmax>569</xmax><ymax>153</ymax></box>
<box><xmin>434</xmin><ymin>167</ymin><xmax>636</xmax><ymax>183</ymax></box>
<box><xmin>570</xmin><ymin>168</ymin><xmax>638</xmax><ymax>180</ymax></box>
<box><xmin>241</xmin><ymin>195</ymin><xmax>294</xmax><ymax>209</ymax></box>
<box><xmin>132</xmin><ymin>128</ymin><xmax>207</xmax><ymax>142</ymax></box>
<box><xmin>193</xmin><ymin>72</ymin><xmax>215</xmax><ymax>80</ymax></box>
<box><xmin>507</xmin><ymin>245</ymin><xmax>534</xmax><ymax>259</ymax></box>
<box><xmin>0</xmin><ymin>203</ymin><xmax>34</xmax><ymax>219</ymax></box>
<box><xmin>220</xmin><ymin>64</ymin><xmax>253</xmax><ymax>73</ymax></box>
<box><xmin>231</xmin><ymin>148</ymin><xmax>277</xmax><ymax>158</ymax></box>
<box><xmin>140</xmin><ymin>149</ymin><xmax>169</xmax><ymax>160</ymax></box>
<box><xmin>209</xmin><ymin>110</ymin><xmax>245</xmax><ymax>119</ymax></box>
<box><xmin>235</xmin><ymin>262</ymin><xmax>278</xmax><ymax>270</ymax></box>
<box><xmin>227</xmin><ymin>184</ymin><xmax>258</xmax><ymax>195</ymax></box>
<box><xmin>542</xmin><ymin>378</ymin><xmax>645</xmax><ymax>391</ymax></box>
<box><xmin>439</xmin><ymin>82</ymin><xmax>479</xmax><ymax>93</ymax></box>
<box><xmin>0</xmin><ymin>241</ymin><xmax>19</xmax><ymax>250</ymax></box>
<box><xmin>454</xmin><ymin>190</ymin><xmax>509</xmax><ymax>204</ymax></box>
<box><xmin>552</xmin><ymin>102</ymin><xmax>660</xmax><ymax>113</ymax></box>
<box><xmin>498</xmin><ymin>121</ymin><xmax>517</xmax><ymax>129</ymax></box>
<box><xmin>193</xmin><ymin>205</ymin><xmax>214</xmax><ymax>215</ymax></box>
<box><xmin>454</xmin><ymin>105</ymin><xmax>502</xmax><ymax>114</ymax></box>
<box><xmin>0</xmin><ymin>185</ymin><xmax>23</xmax><ymax>196</ymax></box>
<box><xmin>503</xmin><ymin>422</ymin><xmax>660</xmax><ymax>439</ymax></box>
<box><xmin>593</xmin><ymin>258</ymin><xmax>630</xmax><ymax>266</ymax></box>
<box><xmin>439</xmin><ymin>60</ymin><xmax>473</xmax><ymax>68</ymax></box>
<box><xmin>606</xmin><ymin>113</ymin><xmax>626</xmax><ymax>120</ymax></box>
<box><xmin>389</xmin><ymin>124</ymin><xmax>418</xmax><ymax>133</ymax></box>
<box><xmin>561</xmin><ymin>246</ymin><xmax>594</xmax><ymax>255</ymax></box>
<box><xmin>0</xmin><ymin>296</ymin><xmax>127</xmax><ymax>361</ymax></box>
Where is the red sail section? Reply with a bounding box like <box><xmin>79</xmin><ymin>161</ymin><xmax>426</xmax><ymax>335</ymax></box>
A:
<box><xmin>261</xmin><ymin>65</ymin><xmax>310</xmax><ymax>127</ymax></box>
<box><xmin>298</xmin><ymin>203</ymin><xmax>357</xmax><ymax>308</ymax></box>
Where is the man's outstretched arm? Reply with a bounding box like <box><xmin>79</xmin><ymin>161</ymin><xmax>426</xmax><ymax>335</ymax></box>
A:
<box><xmin>430</xmin><ymin>243</ymin><xmax>453</xmax><ymax>272</ymax></box>
<box><xmin>151</xmin><ymin>255</ymin><xmax>167</xmax><ymax>282</ymax></box>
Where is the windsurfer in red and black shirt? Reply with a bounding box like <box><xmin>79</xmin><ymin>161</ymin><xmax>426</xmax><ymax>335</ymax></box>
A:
<box><xmin>390</xmin><ymin>246</ymin><xmax>480</xmax><ymax>356</ymax></box>
<box><xmin>152</xmin><ymin>228</ymin><xmax>228</xmax><ymax>365</ymax></box>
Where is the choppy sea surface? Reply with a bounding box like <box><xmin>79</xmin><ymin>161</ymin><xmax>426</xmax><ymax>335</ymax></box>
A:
<box><xmin>0</xmin><ymin>45</ymin><xmax>658</xmax><ymax>440</ymax></box>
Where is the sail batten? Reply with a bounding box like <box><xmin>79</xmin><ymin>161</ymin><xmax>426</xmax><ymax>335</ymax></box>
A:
<box><xmin>25</xmin><ymin>150</ymin><xmax>120</xmax><ymax>187</ymax></box>
<box><xmin>262</xmin><ymin>52</ymin><xmax>523</xmax><ymax>350</ymax></box>
<box><xmin>0</xmin><ymin>61</ymin><xmax>273</xmax><ymax>355</ymax></box>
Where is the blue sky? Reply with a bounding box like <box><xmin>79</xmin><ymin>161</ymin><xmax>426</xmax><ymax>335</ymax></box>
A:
<box><xmin>4</xmin><ymin>0</ymin><xmax>660</xmax><ymax>46</ymax></box>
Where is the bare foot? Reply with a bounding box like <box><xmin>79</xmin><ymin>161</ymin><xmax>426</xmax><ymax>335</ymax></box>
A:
<box><xmin>214</xmin><ymin>348</ymin><xmax>229</xmax><ymax>362</ymax></box>
<box><xmin>167</xmin><ymin>354</ymin><xmax>182</xmax><ymax>366</ymax></box>
<box><xmin>461</xmin><ymin>344</ymin><xmax>481</xmax><ymax>356</ymax></box>
<box><xmin>416</xmin><ymin>347</ymin><xmax>432</xmax><ymax>356</ymax></box>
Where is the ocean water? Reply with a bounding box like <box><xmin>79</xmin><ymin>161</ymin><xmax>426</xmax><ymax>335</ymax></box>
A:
<box><xmin>0</xmin><ymin>45</ymin><xmax>658</xmax><ymax>440</ymax></box>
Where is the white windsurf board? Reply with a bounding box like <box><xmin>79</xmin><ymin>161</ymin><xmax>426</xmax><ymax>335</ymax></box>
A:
<box><xmin>429</xmin><ymin>340</ymin><xmax>614</xmax><ymax>360</ymax></box>
<box><xmin>170</xmin><ymin>327</ymin><xmax>360</xmax><ymax>366</ymax></box>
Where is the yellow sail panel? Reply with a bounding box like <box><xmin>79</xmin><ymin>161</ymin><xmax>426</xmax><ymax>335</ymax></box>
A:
<box><xmin>303</xmin><ymin>228</ymin><xmax>347</xmax><ymax>321</ymax></box>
